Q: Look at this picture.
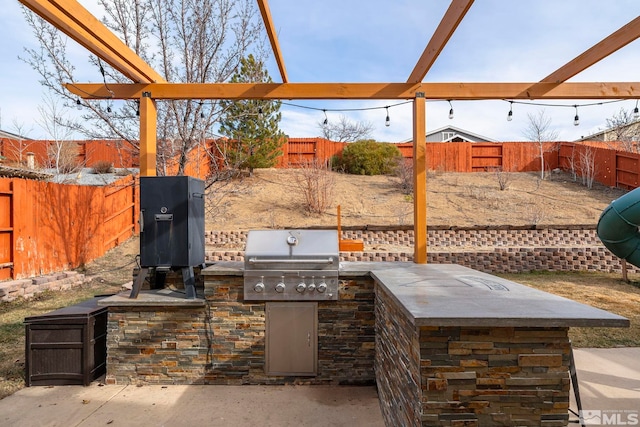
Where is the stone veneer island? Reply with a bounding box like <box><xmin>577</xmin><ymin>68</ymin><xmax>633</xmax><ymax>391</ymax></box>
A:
<box><xmin>100</xmin><ymin>261</ymin><xmax>628</xmax><ymax>427</ymax></box>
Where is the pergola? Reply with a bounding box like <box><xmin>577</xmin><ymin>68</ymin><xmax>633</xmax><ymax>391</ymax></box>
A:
<box><xmin>19</xmin><ymin>0</ymin><xmax>640</xmax><ymax>263</ymax></box>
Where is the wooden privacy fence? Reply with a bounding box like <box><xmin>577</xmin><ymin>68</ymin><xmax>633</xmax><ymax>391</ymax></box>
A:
<box><xmin>558</xmin><ymin>142</ymin><xmax>640</xmax><ymax>189</ymax></box>
<box><xmin>277</xmin><ymin>138</ymin><xmax>346</xmax><ymax>167</ymax></box>
<box><xmin>0</xmin><ymin>175</ymin><xmax>138</xmax><ymax>280</ymax></box>
<box><xmin>279</xmin><ymin>140</ymin><xmax>558</xmax><ymax>173</ymax></box>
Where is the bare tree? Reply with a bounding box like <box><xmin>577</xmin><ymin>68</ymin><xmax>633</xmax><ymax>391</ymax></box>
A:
<box><xmin>20</xmin><ymin>0</ymin><xmax>263</xmax><ymax>176</ymax></box>
<box><xmin>319</xmin><ymin>114</ymin><xmax>373</xmax><ymax>143</ymax></box>
<box><xmin>565</xmin><ymin>145</ymin><xmax>578</xmax><ymax>181</ymax></box>
<box><xmin>522</xmin><ymin>110</ymin><xmax>559</xmax><ymax>180</ymax></box>
<box><xmin>605</xmin><ymin>108</ymin><xmax>640</xmax><ymax>152</ymax></box>
<box><xmin>5</xmin><ymin>120</ymin><xmax>34</xmax><ymax>166</ymax></box>
<box><xmin>37</xmin><ymin>94</ymin><xmax>80</xmax><ymax>173</ymax></box>
<box><xmin>578</xmin><ymin>146</ymin><xmax>597</xmax><ymax>189</ymax></box>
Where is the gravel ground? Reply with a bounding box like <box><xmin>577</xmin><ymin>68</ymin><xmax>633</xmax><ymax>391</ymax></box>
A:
<box><xmin>46</xmin><ymin>168</ymin><xmax>138</xmax><ymax>186</ymax></box>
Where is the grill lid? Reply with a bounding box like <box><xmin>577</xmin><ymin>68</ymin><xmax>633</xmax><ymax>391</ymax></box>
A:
<box><xmin>245</xmin><ymin>230</ymin><xmax>339</xmax><ymax>261</ymax></box>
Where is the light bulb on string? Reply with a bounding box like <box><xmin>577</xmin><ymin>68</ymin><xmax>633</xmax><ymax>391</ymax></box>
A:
<box><xmin>573</xmin><ymin>105</ymin><xmax>580</xmax><ymax>126</ymax></box>
<box><xmin>322</xmin><ymin>109</ymin><xmax>328</xmax><ymax>126</ymax></box>
<box><xmin>507</xmin><ymin>101</ymin><xmax>513</xmax><ymax>122</ymax></box>
<box><xmin>385</xmin><ymin>106</ymin><xmax>390</xmax><ymax>127</ymax></box>
<box><xmin>258</xmin><ymin>107</ymin><xmax>264</xmax><ymax>120</ymax></box>
<box><xmin>448</xmin><ymin>100</ymin><xmax>454</xmax><ymax>119</ymax></box>
<box><xmin>76</xmin><ymin>99</ymin><xmax>82</xmax><ymax>110</ymax></box>
<box><xmin>634</xmin><ymin>100</ymin><xmax>639</xmax><ymax>120</ymax></box>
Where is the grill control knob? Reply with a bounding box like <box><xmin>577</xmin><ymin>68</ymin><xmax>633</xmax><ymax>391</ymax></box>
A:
<box><xmin>307</xmin><ymin>282</ymin><xmax>316</xmax><ymax>292</ymax></box>
<box><xmin>254</xmin><ymin>277</ymin><xmax>265</xmax><ymax>293</ymax></box>
<box><xmin>316</xmin><ymin>279</ymin><xmax>327</xmax><ymax>293</ymax></box>
<box><xmin>275</xmin><ymin>278</ymin><xmax>286</xmax><ymax>293</ymax></box>
<box><xmin>296</xmin><ymin>281</ymin><xmax>306</xmax><ymax>293</ymax></box>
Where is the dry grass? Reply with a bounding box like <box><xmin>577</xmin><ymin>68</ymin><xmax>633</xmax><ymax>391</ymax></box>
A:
<box><xmin>0</xmin><ymin>238</ymin><xmax>137</xmax><ymax>400</ymax></box>
<box><xmin>0</xmin><ymin>170</ymin><xmax>638</xmax><ymax>400</ymax></box>
<box><xmin>498</xmin><ymin>271</ymin><xmax>640</xmax><ymax>347</ymax></box>
<box><xmin>0</xmin><ymin>282</ymin><xmax>123</xmax><ymax>400</ymax></box>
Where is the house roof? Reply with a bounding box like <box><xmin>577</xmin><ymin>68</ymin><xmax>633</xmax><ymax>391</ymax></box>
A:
<box><xmin>426</xmin><ymin>125</ymin><xmax>498</xmax><ymax>143</ymax></box>
<box><xmin>575</xmin><ymin>119</ymin><xmax>640</xmax><ymax>141</ymax></box>
<box><xmin>0</xmin><ymin>129</ymin><xmax>33</xmax><ymax>140</ymax></box>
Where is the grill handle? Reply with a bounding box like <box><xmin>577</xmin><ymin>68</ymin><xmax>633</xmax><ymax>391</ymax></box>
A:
<box><xmin>247</xmin><ymin>257</ymin><xmax>335</xmax><ymax>265</ymax></box>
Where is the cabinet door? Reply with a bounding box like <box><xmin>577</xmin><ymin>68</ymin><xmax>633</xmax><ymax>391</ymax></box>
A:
<box><xmin>266</xmin><ymin>302</ymin><xmax>317</xmax><ymax>376</ymax></box>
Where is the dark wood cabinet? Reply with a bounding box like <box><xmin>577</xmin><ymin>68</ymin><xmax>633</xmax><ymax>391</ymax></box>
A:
<box><xmin>24</xmin><ymin>297</ymin><xmax>107</xmax><ymax>386</ymax></box>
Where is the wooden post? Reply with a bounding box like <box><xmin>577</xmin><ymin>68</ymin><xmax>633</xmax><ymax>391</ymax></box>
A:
<box><xmin>413</xmin><ymin>93</ymin><xmax>427</xmax><ymax>264</ymax></box>
<box><xmin>622</xmin><ymin>259</ymin><xmax>628</xmax><ymax>282</ymax></box>
<box><xmin>139</xmin><ymin>91</ymin><xmax>157</xmax><ymax>176</ymax></box>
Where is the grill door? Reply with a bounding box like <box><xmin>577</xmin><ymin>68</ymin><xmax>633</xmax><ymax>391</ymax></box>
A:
<box><xmin>265</xmin><ymin>302</ymin><xmax>317</xmax><ymax>376</ymax></box>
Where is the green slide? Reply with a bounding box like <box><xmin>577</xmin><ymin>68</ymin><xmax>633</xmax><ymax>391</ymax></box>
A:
<box><xmin>597</xmin><ymin>187</ymin><xmax>640</xmax><ymax>268</ymax></box>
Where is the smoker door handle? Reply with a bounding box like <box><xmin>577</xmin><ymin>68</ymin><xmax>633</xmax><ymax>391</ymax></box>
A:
<box><xmin>247</xmin><ymin>258</ymin><xmax>335</xmax><ymax>265</ymax></box>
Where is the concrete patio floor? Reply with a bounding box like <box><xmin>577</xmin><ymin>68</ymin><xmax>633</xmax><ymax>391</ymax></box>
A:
<box><xmin>0</xmin><ymin>347</ymin><xmax>637</xmax><ymax>426</ymax></box>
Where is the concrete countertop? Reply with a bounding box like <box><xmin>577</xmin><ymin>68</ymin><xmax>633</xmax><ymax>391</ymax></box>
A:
<box><xmin>201</xmin><ymin>261</ymin><xmax>629</xmax><ymax>329</ymax></box>
<box><xmin>98</xmin><ymin>289</ymin><xmax>206</xmax><ymax>307</ymax></box>
<box><xmin>368</xmin><ymin>263</ymin><xmax>630</xmax><ymax>328</ymax></box>
<box><xmin>201</xmin><ymin>261</ymin><xmax>244</xmax><ymax>276</ymax></box>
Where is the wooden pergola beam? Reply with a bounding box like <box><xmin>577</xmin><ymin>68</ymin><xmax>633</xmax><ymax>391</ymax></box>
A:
<box><xmin>413</xmin><ymin>94</ymin><xmax>427</xmax><ymax>264</ymax></box>
<box><xmin>19</xmin><ymin>0</ymin><xmax>165</xmax><ymax>84</ymax></box>
<box><xmin>257</xmin><ymin>0</ymin><xmax>288</xmax><ymax>83</ymax></box>
<box><xmin>541</xmin><ymin>16</ymin><xmax>640</xmax><ymax>84</ymax></box>
<box><xmin>407</xmin><ymin>0</ymin><xmax>474</xmax><ymax>83</ymax></box>
<box><xmin>66</xmin><ymin>81</ymin><xmax>640</xmax><ymax>100</ymax></box>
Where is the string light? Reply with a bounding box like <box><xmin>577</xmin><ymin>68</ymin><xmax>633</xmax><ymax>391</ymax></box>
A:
<box><xmin>135</xmin><ymin>100</ymin><xmax>140</xmax><ymax>117</ymax></box>
<box><xmin>97</xmin><ymin>59</ymin><xmax>115</xmax><ymax>99</ymax></box>
<box><xmin>258</xmin><ymin>107</ymin><xmax>264</xmax><ymax>120</ymax></box>
<box><xmin>76</xmin><ymin>98</ymin><xmax>82</xmax><ymax>110</ymax></box>
<box><xmin>187</xmin><ymin>98</ymin><xmax>633</xmax><ymax>130</ymax></box>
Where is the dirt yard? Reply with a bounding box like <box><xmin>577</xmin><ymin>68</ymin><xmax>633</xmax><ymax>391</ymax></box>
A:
<box><xmin>206</xmin><ymin>168</ymin><xmax>626</xmax><ymax>230</ymax></box>
<box><xmin>0</xmin><ymin>170</ymin><xmax>637</xmax><ymax>399</ymax></box>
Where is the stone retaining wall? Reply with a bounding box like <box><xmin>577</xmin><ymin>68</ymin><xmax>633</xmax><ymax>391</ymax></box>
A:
<box><xmin>206</xmin><ymin>246</ymin><xmax>634</xmax><ymax>274</ymax></box>
<box><xmin>205</xmin><ymin>226</ymin><xmax>637</xmax><ymax>274</ymax></box>
<box><xmin>0</xmin><ymin>271</ymin><xmax>85</xmax><ymax>302</ymax></box>
<box><xmin>206</xmin><ymin>225</ymin><xmax>602</xmax><ymax>250</ymax></box>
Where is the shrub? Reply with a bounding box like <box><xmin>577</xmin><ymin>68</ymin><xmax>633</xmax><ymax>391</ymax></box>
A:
<box><xmin>492</xmin><ymin>167</ymin><xmax>511</xmax><ymax>191</ymax></box>
<box><xmin>47</xmin><ymin>141</ymin><xmax>81</xmax><ymax>174</ymax></box>
<box><xmin>91</xmin><ymin>161</ymin><xmax>115</xmax><ymax>174</ymax></box>
<box><xmin>333</xmin><ymin>139</ymin><xmax>402</xmax><ymax>175</ymax></box>
<box><xmin>295</xmin><ymin>159</ymin><xmax>335</xmax><ymax>214</ymax></box>
<box><xmin>394</xmin><ymin>157</ymin><xmax>413</xmax><ymax>194</ymax></box>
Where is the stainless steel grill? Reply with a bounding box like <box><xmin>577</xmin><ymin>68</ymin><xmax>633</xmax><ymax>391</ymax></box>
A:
<box><xmin>243</xmin><ymin>230</ymin><xmax>339</xmax><ymax>301</ymax></box>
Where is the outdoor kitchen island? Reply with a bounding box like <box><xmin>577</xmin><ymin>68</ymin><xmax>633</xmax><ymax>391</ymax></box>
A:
<box><xmin>100</xmin><ymin>261</ymin><xmax>628</xmax><ymax>427</ymax></box>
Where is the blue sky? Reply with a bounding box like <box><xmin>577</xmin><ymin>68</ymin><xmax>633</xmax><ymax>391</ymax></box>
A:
<box><xmin>2</xmin><ymin>0</ymin><xmax>640</xmax><ymax>142</ymax></box>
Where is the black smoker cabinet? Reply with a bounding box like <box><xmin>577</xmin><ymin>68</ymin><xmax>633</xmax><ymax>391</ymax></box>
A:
<box><xmin>133</xmin><ymin>176</ymin><xmax>205</xmax><ymax>299</ymax></box>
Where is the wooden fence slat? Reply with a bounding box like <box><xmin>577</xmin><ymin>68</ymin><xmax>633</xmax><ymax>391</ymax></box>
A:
<box><xmin>0</xmin><ymin>175</ymin><xmax>137</xmax><ymax>280</ymax></box>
